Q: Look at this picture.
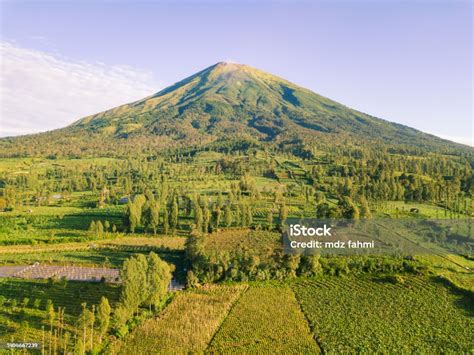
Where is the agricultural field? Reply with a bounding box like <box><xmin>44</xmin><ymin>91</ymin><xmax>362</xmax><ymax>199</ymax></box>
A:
<box><xmin>106</xmin><ymin>274</ymin><xmax>474</xmax><ymax>354</ymax></box>
<box><xmin>0</xmin><ymin>278</ymin><xmax>120</xmax><ymax>350</ymax></box>
<box><xmin>293</xmin><ymin>275</ymin><xmax>474</xmax><ymax>353</ymax></box>
<box><xmin>0</xmin><ymin>113</ymin><xmax>472</xmax><ymax>353</ymax></box>
<box><xmin>0</xmin><ymin>236</ymin><xmax>188</xmax><ymax>283</ymax></box>
<box><xmin>377</xmin><ymin>201</ymin><xmax>451</xmax><ymax>219</ymax></box>
<box><xmin>417</xmin><ymin>254</ymin><xmax>474</xmax><ymax>291</ymax></box>
<box><xmin>111</xmin><ymin>285</ymin><xmax>247</xmax><ymax>354</ymax></box>
<box><xmin>208</xmin><ymin>285</ymin><xmax>320</xmax><ymax>353</ymax></box>
<box><xmin>0</xmin><ymin>204</ymin><xmax>125</xmax><ymax>245</ymax></box>
<box><xmin>203</xmin><ymin>229</ymin><xmax>281</xmax><ymax>254</ymax></box>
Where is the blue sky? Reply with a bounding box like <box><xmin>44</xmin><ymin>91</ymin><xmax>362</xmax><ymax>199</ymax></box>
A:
<box><xmin>1</xmin><ymin>0</ymin><xmax>472</xmax><ymax>145</ymax></box>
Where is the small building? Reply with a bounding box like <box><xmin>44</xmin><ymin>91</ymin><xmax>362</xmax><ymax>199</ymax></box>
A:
<box><xmin>118</xmin><ymin>196</ymin><xmax>130</xmax><ymax>204</ymax></box>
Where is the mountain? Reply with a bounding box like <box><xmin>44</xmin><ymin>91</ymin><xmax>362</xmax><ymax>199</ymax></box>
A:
<box><xmin>0</xmin><ymin>62</ymin><xmax>470</xmax><ymax>157</ymax></box>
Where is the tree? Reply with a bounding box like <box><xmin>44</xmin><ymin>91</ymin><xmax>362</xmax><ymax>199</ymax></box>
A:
<box><xmin>98</xmin><ymin>186</ymin><xmax>109</xmax><ymax>207</ymax></box>
<box><xmin>279</xmin><ymin>204</ymin><xmax>288</xmax><ymax>227</ymax></box>
<box><xmin>96</xmin><ymin>297</ymin><xmax>111</xmax><ymax>343</ymax></box>
<box><xmin>119</xmin><ymin>255</ymin><xmax>148</xmax><ymax>317</ymax></box>
<box><xmin>235</xmin><ymin>206</ymin><xmax>241</xmax><ymax>227</ymax></box>
<box><xmin>149</xmin><ymin>201</ymin><xmax>160</xmax><ymax>235</ymax></box>
<box><xmin>359</xmin><ymin>196</ymin><xmax>372</xmax><ymax>219</ymax></box>
<box><xmin>194</xmin><ymin>202</ymin><xmax>203</xmax><ymax>232</ymax></box>
<box><xmin>213</xmin><ymin>206</ymin><xmax>222</xmax><ymax>229</ymax></box>
<box><xmin>246</xmin><ymin>205</ymin><xmax>253</xmax><ymax>226</ymax></box>
<box><xmin>104</xmin><ymin>220</ymin><xmax>110</xmax><ymax>232</ymax></box>
<box><xmin>77</xmin><ymin>303</ymin><xmax>93</xmax><ymax>353</ymax></box>
<box><xmin>89</xmin><ymin>221</ymin><xmax>96</xmax><ymax>235</ymax></box>
<box><xmin>96</xmin><ymin>220</ymin><xmax>104</xmax><ymax>238</ymax></box>
<box><xmin>126</xmin><ymin>202</ymin><xmax>140</xmax><ymax>233</ymax></box>
<box><xmin>203</xmin><ymin>204</ymin><xmax>210</xmax><ymax>233</ymax></box>
<box><xmin>298</xmin><ymin>255</ymin><xmax>322</xmax><ymax>276</ymax></box>
<box><xmin>266</xmin><ymin>211</ymin><xmax>273</xmax><ymax>230</ymax></box>
<box><xmin>338</xmin><ymin>196</ymin><xmax>360</xmax><ymax>219</ymax></box>
<box><xmin>133</xmin><ymin>194</ymin><xmax>147</xmax><ymax>222</ymax></box>
<box><xmin>163</xmin><ymin>207</ymin><xmax>169</xmax><ymax>235</ymax></box>
<box><xmin>224</xmin><ymin>205</ymin><xmax>232</xmax><ymax>227</ymax></box>
<box><xmin>240</xmin><ymin>204</ymin><xmax>247</xmax><ymax>226</ymax></box>
<box><xmin>145</xmin><ymin>252</ymin><xmax>172</xmax><ymax>310</ymax></box>
<box><xmin>170</xmin><ymin>197</ymin><xmax>179</xmax><ymax>233</ymax></box>
<box><xmin>316</xmin><ymin>202</ymin><xmax>331</xmax><ymax>218</ymax></box>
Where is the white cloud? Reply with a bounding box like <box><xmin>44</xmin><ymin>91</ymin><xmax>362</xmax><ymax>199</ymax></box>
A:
<box><xmin>0</xmin><ymin>42</ymin><xmax>162</xmax><ymax>137</ymax></box>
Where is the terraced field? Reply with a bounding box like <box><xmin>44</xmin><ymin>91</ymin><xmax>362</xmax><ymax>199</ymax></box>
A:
<box><xmin>293</xmin><ymin>276</ymin><xmax>474</xmax><ymax>353</ymax></box>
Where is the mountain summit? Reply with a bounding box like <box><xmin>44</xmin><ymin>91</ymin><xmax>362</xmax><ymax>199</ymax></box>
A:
<box><xmin>1</xmin><ymin>62</ymin><xmax>468</xmax><ymax>157</ymax></box>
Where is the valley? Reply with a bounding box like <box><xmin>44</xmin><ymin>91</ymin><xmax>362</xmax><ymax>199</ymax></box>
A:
<box><xmin>0</xmin><ymin>63</ymin><xmax>472</xmax><ymax>353</ymax></box>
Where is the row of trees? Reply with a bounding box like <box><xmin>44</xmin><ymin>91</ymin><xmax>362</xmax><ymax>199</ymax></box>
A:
<box><xmin>123</xmin><ymin>190</ymin><xmax>294</xmax><ymax>235</ymax></box>
<box><xmin>185</xmin><ymin>235</ymin><xmax>425</xmax><ymax>284</ymax></box>
<box><xmin>114</xmin><ymin>252</ymin><xmax>172</xmax><ymax>331</ymax></box>
<box><xmin>88</xmin><ymin>220</ymin><xmax>118</xmax><ymax>237</ymax></box>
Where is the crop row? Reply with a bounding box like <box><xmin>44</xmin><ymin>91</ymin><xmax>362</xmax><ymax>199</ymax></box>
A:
<box><xmin>293</xmin><ymin>276</ymin><xmax>474</xmax><ymax>353</ymax></box>
<box><xmin>208</xmin><ymin>285</ymin><xmax>320</xmax><ymax>353</ymax></box>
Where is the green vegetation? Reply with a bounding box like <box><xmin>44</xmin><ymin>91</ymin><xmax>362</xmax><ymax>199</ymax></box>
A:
<box><xmin>1</xmin><ymin>63</ymin><xmax>470</xmax><ymax>158</ymax></box>
<box><xmin>113</xmin><ymin>252</ymin><xmax>172</xmax><ymax>330</ymax></box>
<box><xmin>0</xmin><ymin>62</ymin><xmax>472</xmax><ymax>353</ymax></box>
<box><xmin>209</xmin><ymin>285</ymin><xmax>320</xmax><ymax>353</ymax></box>
<box><xmin>293</xmin><ymin>276</ymin><xmax>474</xmax><ymax>353</ymax></box>
<box><xmin>112</xmin><ymin>285</ymin><xmax>246</xmax><ymax>354</ymax></box>
<box><xmin>0</xmin><ymin>278</ymin><xmax>120</xmax><ymax>352</ymax></box>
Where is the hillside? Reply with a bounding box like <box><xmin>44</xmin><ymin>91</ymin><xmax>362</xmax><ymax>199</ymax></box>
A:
<box><xmin>0</xmin><ymin>62</ymin><xmax>470</xmax><ymax>157</ymax></box>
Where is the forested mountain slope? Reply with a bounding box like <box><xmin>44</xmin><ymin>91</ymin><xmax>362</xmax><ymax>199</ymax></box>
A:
<box><xmin>0</xmin><ymin>62</ymin><xmax>471</xmax><ymax>157</ymax></box>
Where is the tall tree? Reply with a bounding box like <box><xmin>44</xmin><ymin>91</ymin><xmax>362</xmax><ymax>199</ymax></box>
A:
<box><xmin>279</xmin><ymin>204</ymin><xmax>288</xmax><ymax>227</ymax></box>
<box><xmin>170</xmin><ymin>197</ymin><xmax>179</xmax><ymax>233</ymax></box>
<box><xmin>145</xmin><ymin>252</ymin><xmax>172</xmax><ymax>310</ymax></box>
<box><xmin>224</xmin><ymin>204</ymin><xmax>232</xmax><ymax>227</ymax></box>
<box><xmin>96</xmin><ymin>297</ymin><xmax>111</xmax><ymax>344</ymax></box>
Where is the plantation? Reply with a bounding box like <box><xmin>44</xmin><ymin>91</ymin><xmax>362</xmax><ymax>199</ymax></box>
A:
<box><xmin>293</xmin><ymin>276</ymin><xmax>474</xmax><ymax>353</ymax></box>
<box><xmin>111</xmin><ymin>285</ymin><xmax>246</xmax><ymax>354</ymax></box>
<box><xmin>0</xmin><ymin>60</ymin><xmax>472</xmax><ymax>353</ymax></box>
<box><xmin>0</xmin><ymin>278</ymin><xmax>120</xmax><ymax>350</ymax></box>
<box><xmin>208</xmin><ymin>285</ymin><xmax>320</xmax><ymax>353</ymax></box>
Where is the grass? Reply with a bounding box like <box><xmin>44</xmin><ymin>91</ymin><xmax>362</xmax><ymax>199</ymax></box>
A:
<box><xmin>208</xmin><ymin>285</ymin><xmax>320</xmax><ymax>353</ymax></box>
<box><xmin>293</xmin><ymin>275</ymin><xmax>474</xmax><ymax>353</ymax></box>
<box><xmin>0</xmin><ymin>236</ymin><xmax>186</xmax><ymax>255</ymax></box>
<box><xmin>417</xmin><ymin>254</ymin><xmax>474</xmax><ymax>291</ymax></box>
<box><xmin>111</xmin><ymin>285</ymin><xmax>247</xmax><ymax>354</ymax></box>
<box><xmin>377</xmin><ymin>201</ymin><xmax>452</xmax><ymax>219</ymax></box>
<box><xmin>203</xmin><ymin>229</ymin><xmax>281</xmax><ymax>254</ymax></box>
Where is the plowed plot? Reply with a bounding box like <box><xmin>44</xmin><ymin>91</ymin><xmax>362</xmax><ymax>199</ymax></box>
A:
<box><xmin>293</xmin><ymin>276</ymin><xmax>474</xmax><ymax>353</ymax></box>
<box><xmin>113</xmin><ymin>285</ymin><xmax>246</xmax><ymax>354</ymax></box>
<box><xmin>0</xmin><ymin>264</ymin><xmax>119</xmax><ymax>282</ymax></box>
<box><xmin>208</xmin><ymin>286</ymin><xmax>320</xmax><ymax>353</ymax></box>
